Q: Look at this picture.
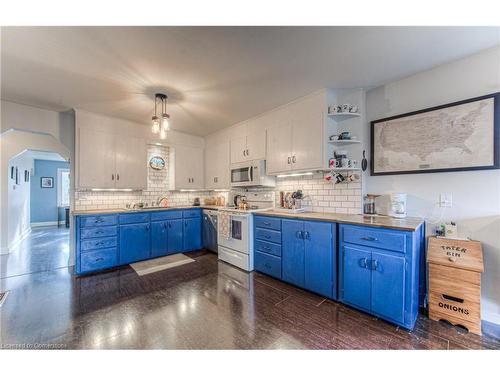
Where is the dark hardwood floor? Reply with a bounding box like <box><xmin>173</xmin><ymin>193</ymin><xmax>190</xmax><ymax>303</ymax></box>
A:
<box><xmin>1</xmin><ymin>250</ymin><xmax>499</xmax><ymax>349</ymax></box>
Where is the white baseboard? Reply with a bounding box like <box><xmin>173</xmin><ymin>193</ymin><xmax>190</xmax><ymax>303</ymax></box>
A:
<box><xmin>30</xmin><ymin>221</ymin><xmax>65</xmax><ymax>228</ymax></box>
<box><xmin>5</xmin><ymin>227</ymin><xmax>32</xmax><ymax>253</ymax></box>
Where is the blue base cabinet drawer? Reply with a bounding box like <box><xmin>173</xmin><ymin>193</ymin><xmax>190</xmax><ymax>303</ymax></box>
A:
<box><xmin>255</xmin><ymin>239</ymin><xmax>281</xmax><ymax>257</ymax></box>
<box><xmin>81</xmin><ymin>226</ymin><xmax>117</xmax><ymax>239</ymax></box>
<box><xmin>80</xmin><ymin>215</ymin><xmax>117</xmax><ymax>227</ymax></box>
<box><xmin>81</xmin><ymin>236</ymin><xmax>118</xmax><ymax>252</ymax></box>
<box><xmin>342</xmin><ymin>225</ymin><xmax>407</xmax><ymax>253</ymax></box>
<box><xmin>80</xmin><ymin>248</ymin><xmax>118</xmax><ymax>273</ymax></box>
<box><xmin>255</xmin><ymin>251</ymin><xmax>282</xmax><ymax>279</ymax></box>
<box><xmin>151</xmin><ymin>210</ymin><xmax>183</xmax><ymax>221</ymax></box>
<box><xmin>183</xmin><ymin>209</ymin><xmax>201</xmax><ymax>218</ymax></box>
<box><xmin>119</xmin><ymin>213</ymin><xmax>150</xmax><ymax>225</ymax></box>
<box><xmin>255</xmin><ymin>216</ymin><xmax>281</xmax><ymax>231</ymax></box>
<box><xmin>255</xmin><ymin>228</ymin><xmax>281</xmax><ymax>244</ymax></box>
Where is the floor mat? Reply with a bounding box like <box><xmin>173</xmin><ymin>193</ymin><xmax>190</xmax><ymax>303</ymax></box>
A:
<box><xmin>131</xmin><ymin>254</ymin><xmax>195</xmax><ymax>276</ymax></box>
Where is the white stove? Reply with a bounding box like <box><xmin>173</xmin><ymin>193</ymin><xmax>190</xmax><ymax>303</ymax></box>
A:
<box><xmin>217</xmin><ymin>192</ymin><xmax>274</xmax><ymax>271</ymax></box>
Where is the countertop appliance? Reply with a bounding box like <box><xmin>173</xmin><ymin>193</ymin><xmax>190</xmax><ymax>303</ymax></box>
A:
<box><xmin>230</xmin><ymin>159</ymin><xmax>276</xmax><ymax>188</ymax></box>
<box><xmin>202</xmin><ymin>209</ymin><xmax>218</xmax><ymax>253</ymax></box>
<box><xmin>217</xmin><ymin>192</ymin><xmax>275</xmax><ymax>271</ymax></box>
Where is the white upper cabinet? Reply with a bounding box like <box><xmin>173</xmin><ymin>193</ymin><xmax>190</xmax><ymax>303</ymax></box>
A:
<box><xmin>205</xmin><ymin>140</ymin><xmax>230</xmax><ymax>190</ymax></box>
<box><xmin>115</xmin><ymin>135</ymin><xmax>147</xmax><ymax>190</ymax></box>
<box><xmin>77</xmin><ymin>127</ymin><xmax>147</xmax><ymax>189</ymax></box>
<box><xmin>230</xmin><ymin>125</ymin><xmax>266</xmax><ymax>164</ymax></box>
<box><xmin>169</xmin><ymin>144</ymin><xmax>204</xmax><ymax>190</ymax></box>
<box><xmin>266</xmin><ymin>121</ymin><xmax>293</xmax><ymax>174</ymax></box>
<box><xmin>78</xmin><ymin>127</ymin><xmax>116</xmax><ymax>189</ymax></box>
<box><xmin>266</xmin><ymin>93</ymin><xmax>327</xmax><ymax>175</ymax></box>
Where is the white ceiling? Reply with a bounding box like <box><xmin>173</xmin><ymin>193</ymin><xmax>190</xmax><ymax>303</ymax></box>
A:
<box><xmin>1</xmin><ymin>26</ymin><xmax>499</xmax><ymax>136</ymax></box>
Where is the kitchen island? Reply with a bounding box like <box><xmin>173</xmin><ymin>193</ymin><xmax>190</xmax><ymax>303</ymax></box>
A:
<box><xmin>253</xmin><ymin>210</ymin><xmax>425</xmax><ymax>330</ymax></box>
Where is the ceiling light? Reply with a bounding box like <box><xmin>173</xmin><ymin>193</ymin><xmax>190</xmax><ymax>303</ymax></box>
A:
<box><xmin>276</xmin><ymin>172</ymin><xmax>314</xmax><ymax>178</ymax></box>
<box><xmin>152</xmin><ymin>93</ymin><xmax>170</xmax><ymax>136</ymax></box>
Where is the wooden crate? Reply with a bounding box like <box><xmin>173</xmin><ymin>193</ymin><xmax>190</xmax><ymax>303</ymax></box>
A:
<box><xmin>427</xmin><ymin>237</ymin><xmax>484</xmax><ymax>335</ymax></box>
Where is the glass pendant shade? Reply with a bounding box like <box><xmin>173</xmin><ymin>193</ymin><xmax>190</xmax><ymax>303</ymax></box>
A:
<box><xmin>152</xmin><ymin>116</ymin><xmax>160</xmax><ymax>134</ymax></box>
<box><xmin>160</xmin><ymin>128</ymin><xmax>167</xmax><ymax>139</ymax></box>
<box><xmin>161</xmin><ymin>114</ymin><xmax>170</xmax><ymax>131</ymax></box>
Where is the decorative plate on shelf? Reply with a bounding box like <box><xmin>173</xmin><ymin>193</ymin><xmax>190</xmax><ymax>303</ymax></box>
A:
<box><xmin>149</xmin><ymin>156</ymin><xmax>165</xmax><ymax>170</ymax></box>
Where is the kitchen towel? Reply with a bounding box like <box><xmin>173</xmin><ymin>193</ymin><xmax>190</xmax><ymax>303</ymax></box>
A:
<box><xmin>218</xmin><ymin>211</ymin><xmax>231</xmax><ymax>239</ymax></box>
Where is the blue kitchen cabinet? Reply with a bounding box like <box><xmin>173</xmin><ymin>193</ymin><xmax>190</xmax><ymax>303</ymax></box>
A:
<box><xmin>282</xmin><ymin>219</ymin><xmax>336</xmax><ymax>299</ymax></box>
<box><xmin>151</xmin><ymin>221</ymin><xmax>169</xmax><ymax>258</ymax></box>
<box><xmin>304</xmin><ymin>221</ymin><xmax>336</xmax><ymax>299</ymax></box>
<box><xmin>341</xmin><ymin>244</ymin><xmax>372</xmax><ymax>311</ymax></box>
<box><xmin>183</xmin><ymin>217</ymin><xmax>201</xmax><ymax>251</ymax></box>
<box><xmin>339</xmin><ymin>224</ymin><xmax>423</xmax><ymax>329</ymax></box>
<box><xmin>371</xmin><ymin>250</ymin><xmax>406</xmax><ymax>324</ymax></box>
<box><xmin>119</xmin><ymin>222</ymin><xmax>151</xmax><ymax>265</ymax></box>
<box><xmin>282</xmin><ymin>220</ymin><xmax>306</xmax><ymax>287</ymax></box>
<box><xmin>167</xmin><ymin>219</ymin><xmax>183</xmax><ymax>253</ymax></box>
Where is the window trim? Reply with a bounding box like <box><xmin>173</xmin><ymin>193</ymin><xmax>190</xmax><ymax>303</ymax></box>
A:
<box><xmin>57</xmin><ymin>168</ymin><xmax>70</xmax><ymax>207</ymax></box>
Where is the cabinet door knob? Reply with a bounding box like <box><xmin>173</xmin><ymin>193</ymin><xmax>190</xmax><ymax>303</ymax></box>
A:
<box><xmin>111</xmin><ymin>174</ymin><xmax>114</xmax><ymax>180</ymax></box>
<box><xmin>371</xmin><ymin>259</ymin><xmax>378</xmax><ymax>271</ymax></box>
<box><xmin>304</xmin><ymin>231</ymin><xmax>310</xmax><ymax>240</ymax></box>
<box><xmin>287</xmin><ymin>156</ymin><xmax>291</xmax><ymax>164</ymax></box>
<box><xmin>117</xmin><ymin>174</ymin><xmax>120</xmax><ymax>181</ymax></box>
<box><xmin>292</xmin><ymin>155</ymin><xmax>296</xmax><ymax>163</ymax></box>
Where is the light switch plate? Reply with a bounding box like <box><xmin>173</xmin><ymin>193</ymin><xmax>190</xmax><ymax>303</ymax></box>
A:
<box><xmin>439</xmin><ymin>193</ymin><xmax>452</xmax><ymax>208</ymax></box>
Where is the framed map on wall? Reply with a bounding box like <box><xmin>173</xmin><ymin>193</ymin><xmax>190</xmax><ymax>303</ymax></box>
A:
<box><xmin>371</xmin><ymin>92</ymin><xmax>499</xmax><ymax>175</ymax></box>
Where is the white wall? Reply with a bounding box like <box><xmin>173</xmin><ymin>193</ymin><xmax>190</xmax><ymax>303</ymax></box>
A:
<box><xmin>365</xmin><ymin>46</ymin><xmax>500</xmax><ymax>324</ymax></box>
<box><xmin>7</xmin><ymin>153</ymin><xmax>33</xmax><ymax>250</ymax></box>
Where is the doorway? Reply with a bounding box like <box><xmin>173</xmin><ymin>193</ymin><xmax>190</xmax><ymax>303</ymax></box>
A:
<box><xmin>1</xmin><ymin>150</ymin><xmax>71</xmax><ymax>278</ymax></box>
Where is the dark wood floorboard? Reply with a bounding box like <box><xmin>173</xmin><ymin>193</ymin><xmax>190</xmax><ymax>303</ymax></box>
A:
<box><xmin>1</xmin><ymin>247</ymin><xmax>499</xmax><ymax>349</ymax></box>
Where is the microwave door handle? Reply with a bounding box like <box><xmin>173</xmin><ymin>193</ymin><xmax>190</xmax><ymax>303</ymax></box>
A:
<box><xmin>248</xmin><ymin>166</ymin><xmax>253</xmax><ymax>182</ymax></box>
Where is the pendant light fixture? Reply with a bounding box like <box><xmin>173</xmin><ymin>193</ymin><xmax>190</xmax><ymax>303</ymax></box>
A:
<box><xmin>151</xmin><ymin>93</ymin><xmax>170</xmax><ymax>139</ymax></box>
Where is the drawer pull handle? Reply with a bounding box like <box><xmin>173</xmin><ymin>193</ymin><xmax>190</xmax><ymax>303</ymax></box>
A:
<box><xmin>265</xmin><ymin>263</ymin><xmax>271</xmax><ymax>268</ymax></box>
<box><xmin>95</xmin><ymin>242</ymin><xmax>104</xmax><ymax>246</ymax></box>
<box><xmin>95</xmin><ymin>231</ymin><xmax>104</xmax><ymax>234</ymax></box>
<box><xmin>263</xmin><ymin>246</ymin><xmax>270</xmax><ymax>250</ymax></box>
<box><xmin>361</xmin><ymin>236</ymin><xmax>377</xmax><ymax>241</ymax></box>
<box><xmin>304</xmin><ymin>231</ymin><xmax>310</xmax><ymax>240</ymax></box>
<box><xmin>442</xmin><ymin>294</ymin><xmax>464</xmax><ymax>303</ymax></box>
<box><xmin>95</xmin><ymin>218</ymin><xmax>104</xmax><ymax>223</ymax></box>
<box><xmin>95</xmin><ymin>257</ymin><xmax>104</xmax><ymax>262</ymax></box>
<box><xmin>263</xmin><ymin>222</ymin><xmax>271</xmax><ymax>226</ymax></box>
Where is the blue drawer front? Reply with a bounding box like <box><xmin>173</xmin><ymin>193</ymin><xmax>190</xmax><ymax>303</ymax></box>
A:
<box><xmin>80</xmin><ymin>215</ymin><xmax>117</xmax><ymax>227</ymax></box>
<box><xmin>255</xmin><ymin>239</ymin><xmax>282</xmax><ymax>257</ymax></box>
<box><xmin>119</xmin><ymin>213</ymin><xmax>150</xmax><ymax>224</ymax></box>
<box><xmin>255</xmin><ymin>216</ymin><xmax>281</xmax><ymax>231</ymax></box>
<box><xmin>255</xmin><ymin>228</ymin><xmax>281</xmax><ymax>244</ymax></box>
<box><xmin>81</xmin><ymin>236</ymin><xmax>118</xmax><ymax>252</ymax></box>
<box><xmin>80</xmin><ymin>247</ymin><xmax>118</xmax><ymax>273</ymax></box>
<box><xmin>255</xmin><ymin>251</ymin><xmax>282</xmax><ymax>279</ymax></box>
<box><xmin>81</xmin><ymin>226</ymin><xmax>117</xmax><ymax>239</ymax></box>
<box><xmin>183</xmin><ymin>209</ymin><xmax>201</xmax><ymax>218</ymax></box>
<box><xmin>151</xmin><ymin>210</ymin><xmax>183</xmax><ymax>221</ymax></box>
<box><xmin>342</xmin><ymin>225</ymin><xmax>407</xmax><ymax>253</ymax></box>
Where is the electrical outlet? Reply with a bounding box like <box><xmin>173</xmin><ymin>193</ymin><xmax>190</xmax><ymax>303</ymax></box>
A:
<box><xmin>439</xmin><ymin>193</ymin><xmax>452</xmax><ymax>208</ymax></box>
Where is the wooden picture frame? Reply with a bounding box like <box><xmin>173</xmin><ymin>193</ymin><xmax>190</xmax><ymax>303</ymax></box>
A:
<box><xmin>371</xmin><ymin>92</ymin><xmax>500</xmax><ymax>175</ymax></box>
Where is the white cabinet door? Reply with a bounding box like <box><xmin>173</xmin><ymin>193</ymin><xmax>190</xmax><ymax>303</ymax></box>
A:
<box><xmin>246</xmin><ymin>129</ymin><xmax>266</xmax><ymax>161</ymax></box>
<box><xmin>115</xmin><ymin>135</ymin><xmax>147</xmax><ymax>189</ymax></box>
<box><xmin>173</xmin><ymin>145</ymin><xmax>204</xmax><ymax>190</ymax></box>
<box><xmin>291</xmin><ymin>101</ymin><xmax>324</xmax><ymax>171</ymax></box>
<box><xmin>266</xmin><ymin>122</ymin><xmax>293</xmax><ymax>174</ymax></box>
<box><xmin>214</xmin><ymin>140</ymin><xmax>230</xmax><ymax>188</ymax></box>
<box><xmin>204</xmin><ymin>145</ymin><xmax>216</xmax><ymax>190</ymax></box>
<box><xmin>78</xmin><ymin>127</ymin><xmax>116</xmax><ymax>188</ymax></box>
<box><xmin>230</xmin><ymin>135</ymin><xmax>247</xmax><ymax>164</ymax></box>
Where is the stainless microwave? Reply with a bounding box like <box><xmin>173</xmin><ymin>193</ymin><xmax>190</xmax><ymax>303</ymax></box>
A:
<box><xmin>230</xmin><ymin>160</ymin><xmax>276</xmax><ymax>188</ymax></box>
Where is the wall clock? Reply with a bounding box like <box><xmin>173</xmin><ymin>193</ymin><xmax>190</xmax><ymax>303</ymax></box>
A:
<box><xmin>149</xmin><ymin>156</ymin><xmax>165</xmax><ymax>170</ymax></box>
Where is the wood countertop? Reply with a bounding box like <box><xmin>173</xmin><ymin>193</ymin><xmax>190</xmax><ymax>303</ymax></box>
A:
<box><xmin>255</xmin><ymin>210</ymin><xmax>424</xmax><ymax>231</ymax></box>
<box><xmin>72</xmin><ymin>205</ymin><xmax>223</xmax><ymax>216</ymax></box>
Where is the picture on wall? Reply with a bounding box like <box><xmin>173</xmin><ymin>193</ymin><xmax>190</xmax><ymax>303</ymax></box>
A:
<box><xmin>371</xmin><ymin>92</ymin><xmax>499</xmax><ymax>175</ymax></box>
<box><xmin>41</xmin><ymin>177</ymin><xmax>54</xmax><ymax>188</ymax></box>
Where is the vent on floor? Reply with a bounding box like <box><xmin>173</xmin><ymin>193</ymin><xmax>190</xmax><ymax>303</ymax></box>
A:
<box><xmin>0</xmin><ymin>291</ymin><xmax>8</xmax><ymax>307</ymax></box>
